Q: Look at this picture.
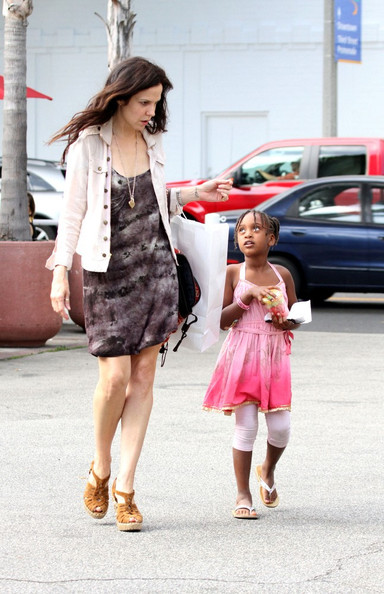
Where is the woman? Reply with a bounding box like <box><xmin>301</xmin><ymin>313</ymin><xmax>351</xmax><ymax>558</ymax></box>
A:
<box><xmin>47</xmin><ymin>56</ymin><xmax>232</xmax><ymax>531</ymax></box>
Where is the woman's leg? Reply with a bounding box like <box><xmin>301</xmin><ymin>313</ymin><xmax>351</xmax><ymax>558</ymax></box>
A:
<box><xmin>259</xmin><ymin>410</ymin><xmax>291</xmax><ymax>504</ymax></box>
<box><xmin>91</xmin><ymin>355</ymin><xmax>131</xmax><ymax>479</ymax></box>
<box><xmin>232</xmin><ymin>404</ymin><xmax>258</xmax><ymax>517</ymax></box>
<box><xmin>85</xmin><ymin>355</ymin><xmax>131</xmax><ymax>514</ymax></box>
<box><xmin>115</xmin><ymin>343</ymin><xmax>160</xmax><ymax>495</ymax></box>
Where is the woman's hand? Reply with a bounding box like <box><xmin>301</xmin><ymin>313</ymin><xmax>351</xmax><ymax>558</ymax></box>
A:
<box><xmin>50</xmin><ymin>265</ymin><xmax>71</xmax><ymax>320</ymax></box>
<box><xmin>196</xmin><ymin>178</ymin><xmax>233</xmax><ymax>203</ymax></box>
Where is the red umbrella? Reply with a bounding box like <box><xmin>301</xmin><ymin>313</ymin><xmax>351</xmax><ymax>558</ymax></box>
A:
<box><xmin>0</xmin><ymin>75</ymin><xmax>52</xmax><ymax>100</ymax></box>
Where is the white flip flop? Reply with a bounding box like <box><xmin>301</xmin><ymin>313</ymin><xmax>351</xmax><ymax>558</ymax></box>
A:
<box><xmin>232</xmin><ymin>505</ymin><xmax>259</xmax><ymax>519</ymax></box>
<box><xmin>255</xmin><ymin>465</ymin><xmax>280</xmax><ymax>508</ymax></box>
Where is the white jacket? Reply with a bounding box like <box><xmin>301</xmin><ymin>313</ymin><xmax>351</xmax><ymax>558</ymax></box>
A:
<box><xmin>46</xmin><ymin>119</ymin><xmax>181</xmax><ymax>272</ymax></box>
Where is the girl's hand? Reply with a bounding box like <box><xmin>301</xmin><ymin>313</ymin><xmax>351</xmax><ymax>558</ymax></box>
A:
<box><xmin>197</xmin><ymin>178</ymin><xmax>233</xmax><ymax>203</ymax></box>
<box><xmin>236</xmin><ymin>286</ymin><xmax>279</xmax><ymax>310</ymax></box>
<box><xmin>249</xmin><ymin>285</ymin><xmax>279</xmax><ymax>304</ymax></box>
<box><xmin>271</xmin><ymin>314</ymin><xmax>291</xmax><ymax>330</ymax></box>
<box><xmin>50</xmin><ymin>265</ymin><xmax>71</xmax><ymax>320</ymax></box>
<box><xmin>270</xmin><ymin>314</ymin><xmax>299</xmax><ymax>331</ymax></box>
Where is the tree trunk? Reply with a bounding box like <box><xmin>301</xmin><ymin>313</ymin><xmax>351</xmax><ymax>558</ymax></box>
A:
<box><xmin>97</xmin><ymin>0</ymin><xmax>136</xmax><ymax>70</ymax></box>
<box><xmin>0</xmin><ymin>0</ymin><xmax>33</xmax><ymax>241</ymax></box>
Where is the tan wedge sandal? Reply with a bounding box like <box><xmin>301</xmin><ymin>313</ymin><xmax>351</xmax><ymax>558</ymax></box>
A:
<box><xmin>112</xmin><ymin>479</ymin><xmax>143</xmax><ymax>531</ymax></box>
<box><xmin>83</xmin><ymin>461</ymin><xmax>110</xmax><ymax>519</ymax></box>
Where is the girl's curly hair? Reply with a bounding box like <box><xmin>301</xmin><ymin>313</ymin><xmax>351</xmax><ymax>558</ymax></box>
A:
<box><xmin>234</xmin><ymin>210</ymin><xmax>280</xmax><ymax>248</ymax></box>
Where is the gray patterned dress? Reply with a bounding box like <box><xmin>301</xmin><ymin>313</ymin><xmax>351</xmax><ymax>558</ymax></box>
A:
<box><xmin>83</xmin><ymin>169</ymin><xmax>179</xmax><ymax>357</ymax></box>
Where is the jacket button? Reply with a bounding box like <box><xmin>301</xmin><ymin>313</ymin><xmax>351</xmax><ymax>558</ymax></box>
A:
<box><xmin>104</xmin><ymin>188</ymin><xmax>108</xmax><ymax>193</ymax></box>
<box><xmin>107</xmin><ymin>156</ymin><xmax>110</xmax><ymax>161</ymax></box>
<box><xmin>103</xmin><ymin>236</ymin><xmax>108</xmax><ymax>241</ymax></box>
<box><xmin>97</xmin><ymin>166</ymin><xmax>102</xmax><ymax>171</ymax></box>
<box><xmin>104</xmin><ymin>204</ymin><xmax>108</xmax><ymax>209</ymax></box>
<box><xmin>102</xmin><ymin>253</ymin><xmax>106</xmax><ymax>257</ymax></box>
<box><xmin>103</xmin><ymin>220</ymin><xmax>108</xmax><ymax>225</ymax></box>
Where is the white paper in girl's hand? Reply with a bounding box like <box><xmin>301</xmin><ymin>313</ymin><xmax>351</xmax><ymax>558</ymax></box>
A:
<box><xmin>264</xmin><ymin>300</ymin><xmax>312</xmax><ymax>324</ymax></box>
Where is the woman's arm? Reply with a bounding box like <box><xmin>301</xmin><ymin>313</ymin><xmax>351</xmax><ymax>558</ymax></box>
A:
<box><xmin>176</xmin><ymin>178</ymin><xmax>233</xmax><ymax>206</ymax></box>
<box><xmin>50</xmin><ymin>265</ymin><xmax>70</xmax><ymax>320</ymax></box>
<box><xmin>46</xmin><ymin>140</ymin><xmax>89</xmax><ymax>271</ymax></box>
<box><xmin>47</xmin><ymin>139</ymin><xmax>90</xmax><ymax>318</ymax></box>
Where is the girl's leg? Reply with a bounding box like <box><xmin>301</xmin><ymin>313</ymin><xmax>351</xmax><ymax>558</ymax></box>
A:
<box><xmin>232</xmin><ymin>404</ymin><xmax>258</xmax><ymax>517</ymax></box>
<box><xmin>115</xmin><ymin>343</ymin><xmax>160</xmax><ymax>496</ymax></box>
<box><xmin>259</xmin><ymin>410</ymin><xmax>291</xmax><ymax>504</ymax></box>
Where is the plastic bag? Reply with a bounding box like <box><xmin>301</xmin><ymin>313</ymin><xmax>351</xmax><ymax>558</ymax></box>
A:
<box><xmin>169</xmin><ymin>214</ymin><xmax>229</xmax><ymax>352</ymax></box>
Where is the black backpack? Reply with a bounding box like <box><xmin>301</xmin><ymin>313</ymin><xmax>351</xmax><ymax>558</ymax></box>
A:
<box><xmin>160</xmin><ymin>251</ymin><xmax>201</xmax><ymax>365</ymax></box>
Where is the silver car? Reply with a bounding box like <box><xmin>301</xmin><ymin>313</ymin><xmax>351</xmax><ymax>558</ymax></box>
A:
<box><xmin>0</xmin><ymin>158</ymin><xmax>65</xmax><ymax>240</ymax></box>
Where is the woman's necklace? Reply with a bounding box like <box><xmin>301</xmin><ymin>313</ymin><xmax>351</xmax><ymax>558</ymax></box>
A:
<box><xmin>113</xmin><ymin>131</ymin><xmax>138</xmax><ymax>208</ymax></box>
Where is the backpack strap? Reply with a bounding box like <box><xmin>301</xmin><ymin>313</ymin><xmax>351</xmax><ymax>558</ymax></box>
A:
<box><xmin>172</xmin><ymin>313</ymin><xmax>198</xmax><ymax>352</ymax></box>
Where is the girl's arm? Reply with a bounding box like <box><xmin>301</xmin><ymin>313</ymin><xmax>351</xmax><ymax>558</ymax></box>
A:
<box><xmin>271</xmin><ymin>266</ymin><xmax>300</xmax><ymax>330</ymax></box>
<box><xmin>220</xmin><ymin>266</ymin><xmax>239</xmax><ymax>330</ymax></box>
<box><xmin>277</xmin><ymin>266</ymin><xmax>298</xmax><ymax>309</ymax></box>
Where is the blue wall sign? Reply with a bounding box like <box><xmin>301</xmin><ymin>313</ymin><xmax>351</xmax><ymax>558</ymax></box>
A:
<box><xmin>334</xmin><ymin>0</ymin><xmax>362</xmax><ymax>63</ymax></box>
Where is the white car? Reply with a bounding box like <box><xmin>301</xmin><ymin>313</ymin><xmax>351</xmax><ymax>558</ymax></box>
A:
<box><xmin>0</xmin><ymin>158</ymin><xmax>65</xmax><ymax>240</ymax></box>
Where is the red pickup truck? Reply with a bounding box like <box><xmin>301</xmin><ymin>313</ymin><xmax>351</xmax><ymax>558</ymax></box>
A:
<box><xmin>167</xmin><ymin>137</ymin><xmax>384</xmax><ymax>222</ymax></box>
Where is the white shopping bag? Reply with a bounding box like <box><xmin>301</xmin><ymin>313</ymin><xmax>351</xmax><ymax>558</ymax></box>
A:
<box><xmin>170</xmin><ymin>214</ymin><xmax>229</xmax><ymax>352</ymax></box>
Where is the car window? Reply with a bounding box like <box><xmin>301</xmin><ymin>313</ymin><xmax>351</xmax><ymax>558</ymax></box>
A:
<box><xmin>27</xmin><ymin>171</ymin><xmax>55</xmax><ymax>191</ymax></box>
<box><xmin>237</xmin><ymin>147</ymin><xmax>304</xmax><ymax>185</ymax></box>
<box><xmin>317</xmin><ymin>145</ymin><xmax>366</xmax><ymax>177</ymax></box>
<box><xmin>369</xmin><ymin>185</ymin><xmax>384</xmax><ymax>225</ymax></box>
<box><xmin>298</xmin><ymin>184</ymin><xmax>361</xmax><ymax>222</ymax></box>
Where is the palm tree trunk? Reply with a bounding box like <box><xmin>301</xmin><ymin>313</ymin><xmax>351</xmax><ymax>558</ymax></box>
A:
<box><xmin>96</xmin><ymin>0</ymin><xmax>136</xmax><ymax>70</ymax></box>
<box><xmin>0</xmin><ymin>0</ymin><xmax>33</xmax><ymax>240</ymax></box>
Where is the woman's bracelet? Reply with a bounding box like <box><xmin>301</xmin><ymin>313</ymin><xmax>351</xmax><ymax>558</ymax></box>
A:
<box><xmin>175</xmin><ymin>189</ymin><xmax>184</xmax><ymax>208</ymax></box>
<box><xmin>176</xmin><ymin>187</ymin><xmax>199</xmax><ymax>208</ymax></box>
<box><xmin>236</xmin><ymin>296</ymin><xmax>250</xmax><ymax>310</ymax></box>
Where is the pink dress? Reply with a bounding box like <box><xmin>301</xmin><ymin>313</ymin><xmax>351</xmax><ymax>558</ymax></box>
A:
<box><xmin>203</xmin><ymin>262</ymin><xmax>293</xmax><ymax>414</ymax></box>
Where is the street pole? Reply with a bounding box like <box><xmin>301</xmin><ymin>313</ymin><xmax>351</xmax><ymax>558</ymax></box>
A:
<box><xmin>323</xmin><ymin>0</ymin><xmax>337</xmax><ymax>136</ymax></box>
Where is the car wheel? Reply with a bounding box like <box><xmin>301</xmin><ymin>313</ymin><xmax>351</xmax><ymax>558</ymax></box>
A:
<box><xmin>34</xmin><ymin>224</ymin><xmax>57</xmax><ymax>241</ymax></box>
<box><xmin>268</xmin><ymin>255</ymin><xmax>307</xmax><ymax>299</ymax></box>
<box><xmin>309</xmin><ymin>289</ymin><xmax>334</xmax><ymax>303</ymax></box>
<box><xmin>34</xmin><ymin>225</ymin><xmax>56</xmax><ymax>241</ymax></box>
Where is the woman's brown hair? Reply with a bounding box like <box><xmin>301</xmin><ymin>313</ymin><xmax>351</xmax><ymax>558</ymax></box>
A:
<box><xmin>49</xmin><ymin>56</ymin><xmax>173</xmax><ymax>161</ymax></box>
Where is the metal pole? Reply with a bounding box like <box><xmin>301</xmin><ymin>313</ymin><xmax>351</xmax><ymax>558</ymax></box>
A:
<box><xmin>323</xmin><ymin>0</ymin><xmax>337</xmax><ymax>136</ymax></box>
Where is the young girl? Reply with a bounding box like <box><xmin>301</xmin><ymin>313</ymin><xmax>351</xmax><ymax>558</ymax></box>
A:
<box><xmin>203</xmin><ymin>210</ymin><xmax>299</xmax><ymax>519</ymax></box>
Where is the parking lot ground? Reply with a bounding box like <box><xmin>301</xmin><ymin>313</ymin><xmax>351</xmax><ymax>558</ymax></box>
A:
<box><xmin>0</xmin><ymin>310</ymin><xmax>383</xmax><ymax>593</ymax></box>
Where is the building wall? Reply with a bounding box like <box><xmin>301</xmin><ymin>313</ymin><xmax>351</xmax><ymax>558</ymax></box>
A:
<box><xmin>1</xmin><ymin>1</ymin><xmax>384</xmax><ymax>180</ymax></box>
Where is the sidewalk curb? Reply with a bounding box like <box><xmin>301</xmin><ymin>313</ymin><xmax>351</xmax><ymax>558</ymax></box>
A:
<box><xmin>0</xmin><ymin>320</ymin><xmax>88</xmax><ymax>361</ymax></box>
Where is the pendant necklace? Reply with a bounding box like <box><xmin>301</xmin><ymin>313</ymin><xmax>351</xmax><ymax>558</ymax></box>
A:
<box><xmin>113</xmin><ymin>131</ymin><xmax>138</xmax><ymax>208</ymax></box>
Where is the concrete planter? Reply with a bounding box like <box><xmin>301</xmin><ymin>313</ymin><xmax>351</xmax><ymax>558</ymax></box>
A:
<box><xmin>0</xmin><ymin>241</ymin><xmax>62</xmax><ymax>347</ymax></box>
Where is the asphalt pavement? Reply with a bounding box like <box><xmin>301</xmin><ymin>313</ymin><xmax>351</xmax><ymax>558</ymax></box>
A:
<box><xmin>0</xmin><ymin>309</ymin><xmax>383</xmax><ymax>593</ymax></box>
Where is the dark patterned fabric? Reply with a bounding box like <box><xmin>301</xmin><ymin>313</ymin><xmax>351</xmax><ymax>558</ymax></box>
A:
<box><xmin>83</xmin><ymin>169</ymin><xmax>178</xmax><ymax>357</ymax></box>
